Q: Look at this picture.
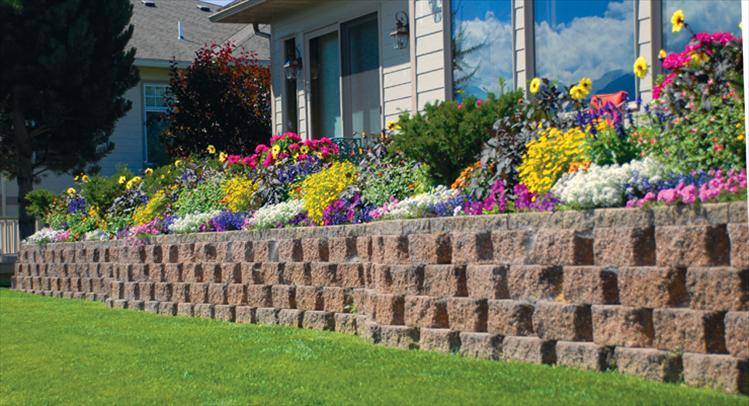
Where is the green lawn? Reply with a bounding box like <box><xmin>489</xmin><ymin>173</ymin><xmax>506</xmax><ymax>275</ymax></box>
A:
<box><xmin>0</xmin><ymin>289</ymin><xmax>746</xmax><ymax>406</ymax></box>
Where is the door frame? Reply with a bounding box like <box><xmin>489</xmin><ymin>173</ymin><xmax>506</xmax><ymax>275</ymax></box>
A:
<box><xmin>304</xmin><ymin>24</ymin><xmax>342</xmax><ymax>139</ymax></box>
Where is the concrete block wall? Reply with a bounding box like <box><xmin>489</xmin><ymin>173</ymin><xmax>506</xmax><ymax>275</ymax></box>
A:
<box><xmin>12</xmin><ymin>202</ymin><xmax>749</xmax><ymax>395</ymax></box>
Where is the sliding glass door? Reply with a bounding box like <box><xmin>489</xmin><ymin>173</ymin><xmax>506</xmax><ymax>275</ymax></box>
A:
<box><xmin>341</xmin><ymin>13</ymin><xmax>380</xmax><ymax>137</ymax></box>
<box><xmin>309</xmin><ymin>30</ymin><xmax>342</xmax><ymax>139</ymax></box>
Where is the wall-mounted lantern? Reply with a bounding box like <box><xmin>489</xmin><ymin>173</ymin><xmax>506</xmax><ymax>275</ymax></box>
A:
<box><xmin>389</xmin><ymin>11</ymin><xmax>409</xmax><ymax>49</ymax></box>
<box><xmin>283</xmin><ymin>49</ymin><xmax>302</xmax><ymax>80</ymax></box>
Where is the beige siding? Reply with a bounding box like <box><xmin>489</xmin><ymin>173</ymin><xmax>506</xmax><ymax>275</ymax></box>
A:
<box><xmin>413</xmin><ymin>0</ymin><xmax>447</xmax><ymax>108</ymax></box>
<box><xmin>513</xmin><ymin>0</ymin><xmax>533</xmax><ymax>91</ymax></box>
<box><xmin>637</xmin><ymin>0</ymin><xmax>660</xmax><ymax>103</ymax></box>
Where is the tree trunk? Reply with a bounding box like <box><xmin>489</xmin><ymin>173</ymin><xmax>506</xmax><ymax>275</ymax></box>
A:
<box><xmin>12</xmin><ymin>106</ymin><xmax>35</xmax><ymax>239</ymax></box>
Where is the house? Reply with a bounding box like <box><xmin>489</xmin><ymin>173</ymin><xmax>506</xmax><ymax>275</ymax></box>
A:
<box><xmin>209</xmin><ymin>0</ymin><xmax>741</xmax><ymax>139</ymax></box>
<box><xmin>0</xmin><ymin>0</ymin><xmax>270</xmax><ymax>220</ymax></box>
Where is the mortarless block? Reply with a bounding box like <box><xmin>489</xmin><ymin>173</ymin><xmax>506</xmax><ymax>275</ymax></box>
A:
<box><xmin>255</xmin><ymin>307</ymin><xmax>279</xmax><ymax>325</ymax></box>
<box><xmin>594</xmin><ymin>227</ymin><xmax>655</xmax><ymax>266</ymax></box>
<box><xmin>227</xmin><ymin>284</ymin><xmax>246</xmax><ymax>305</ymax></box>
<box><xmin>189</xmin><ymin>283</ymin><xmax>208</xmax><ymax>304</ymax></box>
<box><xmin>686</xmin><ymin>267</ymin><xmax>749</xmax><ymax>311</ymax></box>
<box><xmin>452</xmin><ymin>232</ymin><xmax>493</xmax><ymax>264</ymax></box>
<box><xmin>284</xmin><ymin>262</ymin><xmax>310</xmax><ymax>286</ymax></box>
<box><xmin>556</xmin><ymin>341</ymin><xmax>612</xmax><ymax>371</ymax></box>
<box><xmin>487</xmin><ymin>299</ymin><xmax>534</xmax><ymax>336</ymax></box>
<box><xmin>322</xmin><ymin>287</ymin><xmax>349</xmax><ymax>313</ymax></box>
<box><xmin>501</xmin><ymin>336</ymin><xmax>556</xmax><ymax>365</ymax></box>
<box><xmin>373</xmin><ymin>294</ymin><xmax>405</xmax><ymax>325</ymax></box>
<box><xmin>614</xmin><ymin>347</ymin><xmax>682</xmax><ymax>383</ymax></box>
<box><xmin>296</xmin><ymin>286</ymin><xmax>324</xmax><ymax>311</ymax></box>
<box><xmin>235</xmin><ymin>306</ymin><xmax>256</xmax><ymax>324</ymax></box>
<box><xmin>247</xmin><ymin>285</ymin><xmax>272</xmax><ymax>308</ymax></box>
<box><xmin>337</xmin><ymin>263</ymin><xmax>365</xmax><ymax>288</ymax></box>
<box><xmin>310</xmin><ymin>263</ymin><xmax>338</xmax><ymax>286</ymax></box>
<box><xmin>728</xmin><ymin>224</ymin><xmax>749</xmax><ymax>267</ymax></box>
<box><xmin>404</xmin><ymin>295</ymin><xmax>448</xmax><ymax>328</ymax></box>
<box><xmin>329</xmin><ymin>237</ymin><xmax>357</xmax><ymax>262</ymax></box>
<box><xmin>508</xmin><ymin>265</ymin><xmax>562</xmax><ymax>302</ymax></box>
<box><xmin>530</xmin><ymin>229</ymin><xmax>593</xmax><ymax>266</ymax></box>
<box><xmin>656</xmin><ymin>225</ymin><xmax>730</xmax><ymax>267</ymax></box>
<box><xmin>277</xmin><ymin>309</ymin><xmax>304</xmax><ymax>327</ymax></box>
<box><xmin>379</xmin><ymin>325</ymin><xmax>420</xmax><ymax>350</ymax></box>
<box><xmin>466</xmin><ymin>265</ymin><xmax>509</xmax><ymax>300</ymax></box>
<box><xmin>422</xmin><ymin>265</ymin><xmax>467</xmax><ymax>297</ymax></box>
<box><xmin>592</xmin><ymin>305</ymin><xmax>653</xmax><ymax>347</ymax></box>
<box><xmin>214</xmin><ymin>305</ymin><xmax>235</xmax><ymax>322</ymax></box>
<box><xmin>207</xmin><ymin>283</ymin><xmax>227</xmax><ymax>305</ymax></box>
<box><xmin>618</xmin><ymin>267</ymin><xmax>687</xmax><ymax>308</ymax></box>
<box><xmin>194</xmin><ymin>303</ymin><xmax>214</xmax><ymax>319</ymax></box>
<box><xmin>419</xmin><ymin>328</ymin><xmax>461</xmax><ymax>353</ymax></box>
<box><xmin>334</xmin><ymin>313</ymin><xmax>358</xmax><ymax>335</ymax></box>
<box><xmin>302</xmin><ymin>238</ymin><xmax>329</xmax><ymax>262</ymax></box>
<box><xmin>220</xmin><ymin>263</ymin><xmax>241</xmax><ymax>284</ymax></box>
<box><xmin>408</xmin><ymin>233</ymin><xmax>451</xmax><ymax>264</ymax></box>
<box><xmin>562</xmin><ymin>266</ymin><xmax>618</xmax><ymax>305</ymax></box>
<box><xmin>724</xmin><ymin>312</ymin><xmax>749</xmax><ymax>359</ymax></box>
<box><xmin>447</xmin><ymin>298</ymin><xmax>488</xmax><ymax>332</ymax></box>
<box><xmin>492</xmin><ymin>229</ymin><xmax>533</xmax><ymax>265</ymax></box>
<box><xmin>278</xmin><ymin>239</ymin><xmax>303</xmax><ymax>262</ymax></box>
<box><xmin>302</xmin><ymin>310</ymin><xmax>334</xmax><ymax>331</ymax></box>
<box><xmin>682</xmin><ymin>353</ymin><xmax>749</xmax><ymax>394</ymax></box>
<box><xmin>653</xmin><ymin>308</ymin><xmax>726</xmax><ymax>353</ymax></box>
<box><xmin>271</xmin><ymin>285</ymin><xmax>296</xmax><ymax>309</ymax></box>
<box><xmin>459</xmin><ymin>332</ymin><xmax>501</xmax><ymax>360</ymax></box>
<box><xmin>533</xmin><ymin>301</ymin><xmax>592</xmax><ymax>341</ymax></box>
<box><xmin>176</xmin><ymin>303</ymin><xmax>193</xmax><ymax>317</ymax></box>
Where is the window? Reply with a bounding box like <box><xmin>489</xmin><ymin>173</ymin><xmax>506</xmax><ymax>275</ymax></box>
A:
<box><xmin>451</xmin><ymin>0</ymin><xmax>513</xmax><ymax>100</ymax></box>
<box><xmin>534</xmin><ymin>0</ymin><xmax>635</xmax><ymax>97</ymax></box>
<box><xmin>341</xmin><ymin>13</ymin><xmax>380</xmax><ymax>136</ymax></box>
<box><xmin>309</xmin><ymin>30</ymin><xmax>342</xmax><ymax>139</ymax></box>
<box><xmin>662</xmin><ymin>0</ymin><xmax>740</xmax><ymax>52</ymax></box>
<box><xmin>283</xmin><ymin>38</ymin><xmax>299</xmax><ymax>133</ymax></box>
<box><xmin>143</xmin><ymin>84</ymin><xmax>170</xmax><ymax>166</ymax></box>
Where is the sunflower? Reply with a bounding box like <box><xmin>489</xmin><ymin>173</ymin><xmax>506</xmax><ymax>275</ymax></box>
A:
<box><xmin>633</xmin><ymin>56</ymin><xmax>649</xmax><ymax>79</ymax></box>
<box><xmin>578</xmin><ymin>77</ymin><xmax>592</xmax><ymax>92</ymax></box>
<box><xmin>529</xmin><ymin>77</ymin><xmax>541</xmax><ymax>95</ymax></box>
<box><xmin>569</xmin><ymin>85</ymin><xmax>586</xmax><ymax>101</ymax></box>
<box><xmin>386</xmin><ymin>121</ymin><xmax>401</xmax><ymax>131</ymax></box>
<box><xmin>658</xmin><ymin>49</ymin><xmax>667</xmax><ymax>59</ymax></box>
<box><xmin>206</xmin><ymin>144</ymin><xmax>216</xmax><ymax>154</ymax></box>
<box><xmin>671</xmin><ymin>9</ymin><xmax>685</xmax><ymax>32</ymax></box>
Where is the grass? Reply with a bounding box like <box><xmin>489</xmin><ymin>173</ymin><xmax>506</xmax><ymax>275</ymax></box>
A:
<box><xmin>0</xmin><ymin>289</ymin><xmax>746</xmax><ymax>406</ymax></box>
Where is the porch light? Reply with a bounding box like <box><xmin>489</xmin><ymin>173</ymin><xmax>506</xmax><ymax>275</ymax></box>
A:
<box><xmin>389</xmin><ymin>11</ymin><xmax>409</xmax><ymax>49</ymax></box>
<box><xmin>283</xmin><ymin>55</ymin><xmax>302</xmax><ymax>81</ymax></box>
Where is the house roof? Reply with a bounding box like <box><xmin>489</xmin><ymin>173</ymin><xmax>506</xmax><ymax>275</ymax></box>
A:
<box><xmin>210</xmin><ymin>0</ymin><xmax>316</xmax><ymax>24</ymax></box>
<box><xmin>130</xmin><ymin>0</ymin><xmax>270</xmax><ymax>64</ymax></box>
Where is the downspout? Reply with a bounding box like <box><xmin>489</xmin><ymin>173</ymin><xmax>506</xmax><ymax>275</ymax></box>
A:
<box><xmin>742</xmin><ymin>0</ymin><xmax>749</xmax><ymax>223</ymax></box>
<box><xmin>253</xmin><ymin>23</ymin><xmax>271</xmax><ymax>39</ymax></box>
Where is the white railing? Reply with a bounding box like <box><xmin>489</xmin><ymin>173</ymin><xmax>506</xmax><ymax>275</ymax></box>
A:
<box><xmin>0</xmin><ymin>217</ymin><xmax>20</xmax><ymax>258</ymax></box>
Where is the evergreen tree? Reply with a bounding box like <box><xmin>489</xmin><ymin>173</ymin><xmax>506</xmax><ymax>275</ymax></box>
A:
<box><xmin>0</xmin><ymin>0</ymin><xmax>139</xmax><ymax>238</ymax></box>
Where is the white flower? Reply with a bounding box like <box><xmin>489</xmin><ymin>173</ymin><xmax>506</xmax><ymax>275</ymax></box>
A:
<box><xmin>25</xmin><ymin>228</ymin><xmax>65</xmax><ymax>244</ymax></box>
<box><xmin>372</xmin><ymin>186</ymin><xmax>462</xmax><ymax>220</ymax></box>
<box><xmin>552</xmin><ymin>158</ymin><xmax>664</xmax><ymax>209</ymax></box>
<box><xmin>84</xmin><ymin>230</ymin><xmax>110</xmax><ymax>241</ymax></box>
<box><xmin>246</xmin><ymin>199</ymin><xmax>305</xmax><ymax>230</ymax></box>
<box><xmin>168</xmin><ymin>210</ymin><xmax>221</xmax><ymax>234</ymax></box>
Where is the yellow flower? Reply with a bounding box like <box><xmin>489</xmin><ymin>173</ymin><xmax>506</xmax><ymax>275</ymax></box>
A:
<box><xmin>207</xmin><ymin>145</ymin><xmax>216</xmax><ymax>154</ymax></box>
<box><xmin>271</xmin><ymin>144</ymin><xmax>281</xmax><ymax>159</ymax></box>
<box><xmin>633</xmin><ymin>56</ymin><xmax>649</xmax><ymax>79</ymax></box>
<box><xmin>174</xmin><ymin>160</ymin><xmax>182</xmax><ymax>168</ymax></box>
<box><xmin>529</xmin><ymin>77</ymin><xmax>542</xmax><ymax>95</ymax></box>
<box><xmin>386</xmin><ymin>121</ymin><xmax>401</xmax><ymax>131</ymax></box>
<box><xmin>66</xmin><ymin>187</ymin><xmax>76</xmax><ymax>195</ymax></box>
<box><xmin>740</xmin><ymin>21</ymin><xmax>744</xmax><ymax>30</ymax></box>
<box><xmin>578</xmin><ymin>77</ymin><xmax>592</xmax><ymax>92</ymax></box>
<box><xmin>160</xmin><ymin>174</ymin><xmax>165</xmax><ymax>180</ymax></box>
<box><xmin>570</xmin><ymin>85</ymin><xmax>586</xmax><ymax>101</ymax></box>
<box><xmin>118</xmin><ymin>176</ymin><xmax>126</xmax><ymax>185</ymax></box>
<box><xmin>671</xmin><ymin>9</ymin><xmax>685</xmax><ymax>32</ymax></box>
<box><xmin>125</xmin><ymin>176</ymin><xmax>142</xmax><ymax>190</ymax></box>
<box><xmin>738</xmin><ymin>133</ymin><xmax>745</xmax><ymax>141</ymax></box>
<box><xmin>690</xmin><ymin>52</ymin><xmax>709</xmax><ymax>64</ymax></box>
<box><xmin>300</xmin><ymin>145</ymin><xmax>310</xmax><ymax>154</ymax></box>
<box><xmin>219</xmin><ymin>152</ymin><xmax>227</xmax><ymax>163</ymax></box>
<box><xmin>144</xmin><ymin>168</ymin><xmax>154</xmax><ymax>176</ymax></box>
<box><xmin>81</xmin><ymin>175</ymin><xmax>90</xmax><ymax>183</ymax></box>
<box><xmin>74</xmin><ymin>175</ymin><xmax>80</xmax><ymax>182</ymax></box>
<box><xmin>658</xmin><ymin>49</ymin><xmax>667</xmax><ymax>59</ymax></box>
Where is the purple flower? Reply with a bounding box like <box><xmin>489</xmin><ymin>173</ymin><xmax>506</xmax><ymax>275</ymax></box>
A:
<box><xmin>209</xmin><ymin>210</ymin><xmax>247</xmax><ymax>232</ymax></box>
<box><xmin>67</xmin><ymin>197</ymin><xmax>86</xmax><ymax>214</ymax></box>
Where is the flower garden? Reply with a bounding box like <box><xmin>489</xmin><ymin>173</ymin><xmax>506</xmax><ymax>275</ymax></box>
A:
<box><xmin>24</xmin><ymin>15</ymin><xmax>748</xmax><ymax>245</ymax></box>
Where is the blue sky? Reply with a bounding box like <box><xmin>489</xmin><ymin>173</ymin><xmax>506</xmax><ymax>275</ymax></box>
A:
<box><xmin>202</xmin><ymin>0</ymin><xmax>233</xmax><ymax>7</ymax></box>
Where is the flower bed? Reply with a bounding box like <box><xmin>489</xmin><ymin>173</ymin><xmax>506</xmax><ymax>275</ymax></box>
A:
<box><xmin>24</xmin><ymin>15</ymin><xmax>748</xmax><ymax>245</ymax></box>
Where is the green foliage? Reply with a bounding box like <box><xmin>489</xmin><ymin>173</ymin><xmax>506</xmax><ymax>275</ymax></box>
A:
<box><xmin>391</xmin><ymin>91</ymin><xmax>522</xmax><ymax>185</ymax></box>
<box><xmin>80</xmin><ymin>171</ymin><xmax>129</xmax><ymax>212</ymax></box>
<box><xmin>642</xmin><ymin>98</ymin><xmax>745</xmax><ymax>174</ymax></box>
<box><xmin>23</xmin><ymin>189</ymin><xmax>56</xmax><ymax>219</ymax></box>
<box><xmin>174</xmin><ymin>179</ymin><xmax>224</xmax><ymax>217</ymax></box>
<box><xmin>360</xmin><ymin>157</ymin><xmax>431</xmax><ymax>206</ymax></box>
<box><xmin>132</xmin><ymin>190</ymin><xmax>171</xmax><ymax>225</ymax></box>
<box><xmin>1</xmin><ymin>290</ymin><xmax>744</xmax><ymax>405</ymax></box>
<box><xmin>585</xmin><ymin>125</ymin><xmax>641</xmax><ymax>166</ymax></box>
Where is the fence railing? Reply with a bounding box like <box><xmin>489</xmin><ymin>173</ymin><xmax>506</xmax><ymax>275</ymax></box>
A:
<box><xmin>0</xmin><ymin>217</ymin><xmax>20</xmax><ymax>259</ymax></box>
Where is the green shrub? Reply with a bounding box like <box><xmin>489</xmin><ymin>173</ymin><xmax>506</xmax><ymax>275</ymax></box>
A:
<box><xmin>585</xmin><ymin>123</ymin><xmax>641</xmax><ymax>166</ymax></box>
<box><xmin>360</xmin><ymin>157</ymin><xmax>431</xmax><ymax>206</ymax></box>
<box><xmin>390</xmin><ymin>91</ymin><xmax>522</xmax><ymax>185</ymax></box>
<box><xmin>24</xmin><ymin>189</ymin><xmax>56</xmax><ymax>219</ymax></box>
<box><xmin>174</xmin><ymin>179</ymin><xmax>224</xmax><ymax>217</ymax></box>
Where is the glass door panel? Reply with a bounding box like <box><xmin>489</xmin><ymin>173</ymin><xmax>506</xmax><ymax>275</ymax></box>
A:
<box><xmin>310</xmin><ymin>31</ymin><xmax>342</xmax><ymax>139</ymax></box>
<box><xmin>341</xmin><ymin>13</ymin><xmax>380</xmax><ymax>137</ymax></box>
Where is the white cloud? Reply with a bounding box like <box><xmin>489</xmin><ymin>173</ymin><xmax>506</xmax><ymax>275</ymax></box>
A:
<box><xmin>662</xmin><ymin>0</ymin><xmax>740</xmax><ymax>50</ymax></box>
<box><xmin>534</xmin><ymin>1</ymin><xmax>634</xmax><ymax>88</ymax></box>
<box><xmin>454</xmin><ymin>12</ymin><xmax>514</xmax><ymax>96</ymax></box>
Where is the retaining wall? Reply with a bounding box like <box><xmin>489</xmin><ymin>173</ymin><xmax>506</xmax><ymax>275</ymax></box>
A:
<box><xmin>12</xmin><ymin>202</ymin><xmax>749</xmax><ymax>395</ymax></box>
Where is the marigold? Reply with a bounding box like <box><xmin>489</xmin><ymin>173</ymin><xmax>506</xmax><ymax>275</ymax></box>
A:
<box><xmin>671</xmin><ymin>9</ymin><xmax>685</xmax><ymax>32</ymax></box>
<box><xmin>633</xmin><ymin>56</ymin><xmax>649</xmax><ymax>79</ymax></box>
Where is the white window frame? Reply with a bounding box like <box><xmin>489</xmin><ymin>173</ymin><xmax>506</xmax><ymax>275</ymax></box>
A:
<box><xmin>142</xmin><ymin>83</ymin><xmax>169</xmax><ymax>166</ymax></box>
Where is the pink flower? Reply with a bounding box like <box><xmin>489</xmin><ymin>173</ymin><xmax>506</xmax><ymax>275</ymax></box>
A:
<box><xmin>297</xmin><ymin>153</ymin><xmax>309</xmax><ymax>161</ymax></box>
<box><xmin>657</xmin><ymin>189</ymin><xmax>679</xmax><ymax>205</ymax></box>
<box><xmin>457</xmin><ymin>103</ymin><xmax>463</xmax><ymax>109</ymax></box>
<box><xmin>476</xmin><ymin>99</ymin><xmax>483</xmax><ymax>107</ymax></box>
<box><xmin>255</xmin><ymin>144</ymin><xmax>269</xmax><ymax>153</ymax></box>
<box><xmin>679</xmin><ymin>184</ymin><xmax>697</xmax><ymax>205</ymax></box>
<box><xmin>227</xmin><ymin>154</ymin><xmax>241</xmax><ymax>165</ymax></box>
<box><xmin>278</xmin><ymin>152</ymin><xmax>289</xmax><ymax>159</ymax></box>
<box><xmin>270</xmin><ymin>134</ymin><xmax>281</xmax><ymax>143</ymax></box>
<box><xmin>262</xmin><ymin>152</ymin><xmax>274</xmax><ymax>168</ymax></box>
<box><xmin>288</xmin><ymin>143</ymin><xmax>299</xmax><ymax>150</ymax></box>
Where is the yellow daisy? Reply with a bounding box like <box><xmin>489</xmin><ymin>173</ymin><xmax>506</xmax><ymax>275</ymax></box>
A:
<box><xmin>671</xmin><ymin>9</ymin><xmax>685</xmax><ymax>32</ymax></box>
<box><xmin>206</xmin><ymin>145</ymin><xmax>216</xmax><ymax>154</ymax></box>
<box><xmin>633</xmin><ymin>56</ymin><xmax>649</xmax><ymax>79</ymax></box>
<box><xmin>529</xmin><ymin>77</ymin><xmax>542</xmax><ymax>95</ymax></box>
